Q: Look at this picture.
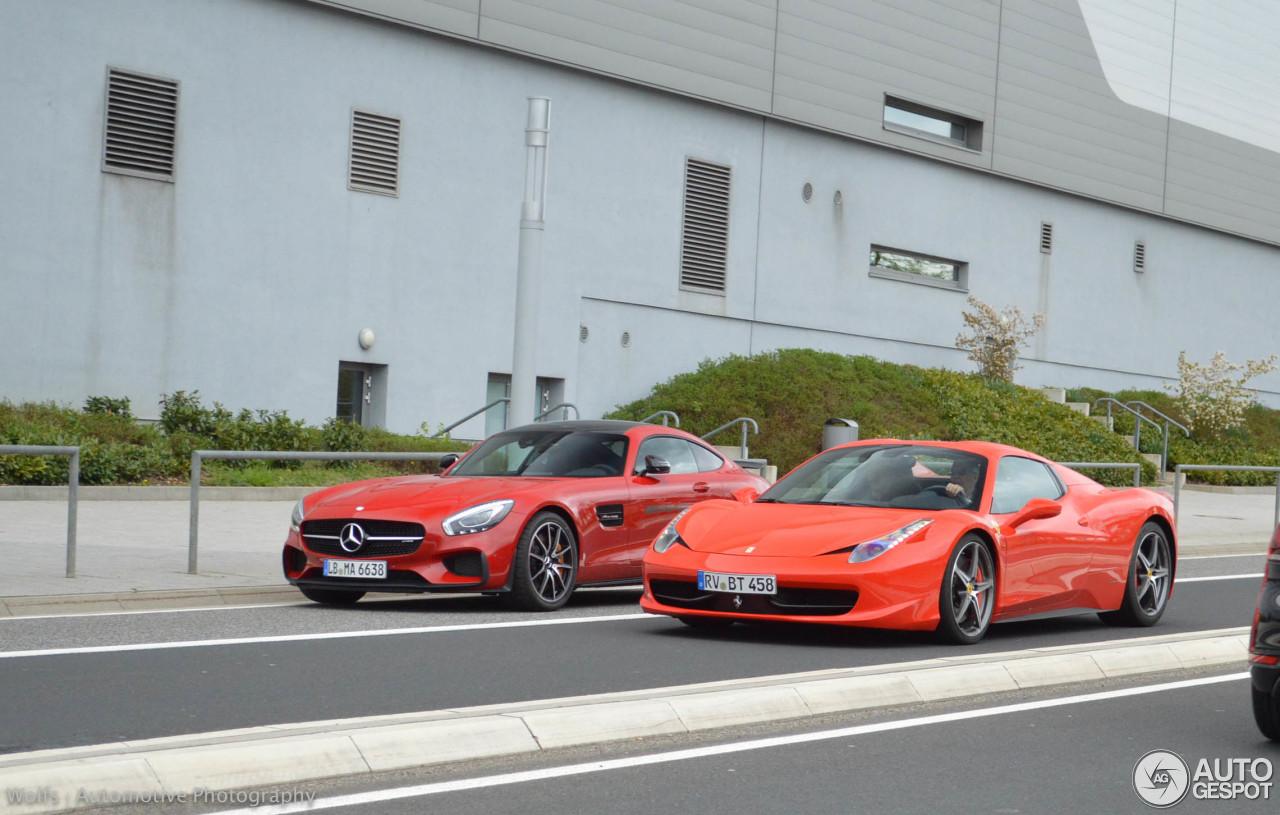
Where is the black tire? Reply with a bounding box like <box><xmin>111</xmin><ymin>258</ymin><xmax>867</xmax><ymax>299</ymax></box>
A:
<box><xmin>1098</xmin><ymin>521</ymin><xmax>1172</xmax><ymax>627</ymax></box>
<box><xmin>1253</xmin><ymin>685</ymin><xmax>1280</xmax><ymax>741</ymax></box>
<box><xmin>936</xmin><ymin>534</ymin><xmax>996</xmax><ymax>644</ymax></box>
<box><xmin>677</xmin><ymin>616</ymin><xmax>735</xmax><ymax>630</ymax></box>
<box><xmin>507</xmin><ymin>511</ymin><xmax>578</xmax><ymax>611</ymax></box>
<box><xmin>298</xmin><ymin>585</ymin><xmax>365</xmax><ymax>605</ymax></box>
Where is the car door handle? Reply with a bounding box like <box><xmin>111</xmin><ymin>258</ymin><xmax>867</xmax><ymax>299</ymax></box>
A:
<box><xmin>693</xmin><ymin>482</ymin><xmax>711</xmax><ymax>494</ymax></box>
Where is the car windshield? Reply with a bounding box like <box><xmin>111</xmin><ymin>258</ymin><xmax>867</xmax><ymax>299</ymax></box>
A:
<box><xmin>448</xmin><ymin>429</ymin><xmax>629</xmax><ymax>478</ymax></box>
<box><xmin>758</xmin><ymin>444</ymin><xmax>988</xmax><ymax>510</ymax></box>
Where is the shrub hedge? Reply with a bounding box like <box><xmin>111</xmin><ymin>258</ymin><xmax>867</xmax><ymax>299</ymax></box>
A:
<box><xmin>0</xmin><ymin>394</ymin><xmax>468</xmax><ymax>486</ymax></box>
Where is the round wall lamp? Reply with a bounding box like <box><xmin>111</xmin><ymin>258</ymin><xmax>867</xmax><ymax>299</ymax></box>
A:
<box><xmin>802</xmin><ymin>182</ymin><xmax>813</xmax><ymax>203</ymax></box>
<box><xmin>358</xmin><ymin>328</ymin><xmax>375</xmax><ymax>350</ymax></box>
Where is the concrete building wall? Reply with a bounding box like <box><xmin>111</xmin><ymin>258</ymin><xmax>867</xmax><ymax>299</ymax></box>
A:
<box><xmin>2</xmin><ymin>0</ymin><xmax>1278</xmax><ymax>441</ymax></box>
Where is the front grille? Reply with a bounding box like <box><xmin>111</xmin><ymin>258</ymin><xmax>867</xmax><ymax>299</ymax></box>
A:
<box><xmin>301</xmin><ymin>518</ymin><xmax>425</xmax><ymax>558</ymax></box>
<box><xmin>649</xmin><ymin>579</ymin><xmax>857</xmax><ymax>617</ymax></box>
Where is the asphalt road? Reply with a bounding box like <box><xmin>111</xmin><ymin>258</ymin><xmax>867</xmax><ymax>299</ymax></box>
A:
<box><xmin>228</xmin><ymin>673</ymin><xmax>1278</xmax><ymax>815</ymax></box>
<box><xmin>0</xmin><ymin>555</ymin><xmax>1263</xmax><ymax>754</ymax></box>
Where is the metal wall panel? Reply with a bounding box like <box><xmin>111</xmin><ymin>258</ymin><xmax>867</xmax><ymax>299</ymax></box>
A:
<box><xmin>773</xmin><ymin>0</ymin><xmax>999</xmax><ymax>167</ymax></box>
<box><xmin>1165</xmin><ymin>121</ymin><xmax>1280</xmax><ymax>244</ymax></box>
<box><xmin>991</xmin><ymin>0</ymin><xmax>1168</xmax><ymax>210</ymax></box>
<box><xmin>479</xmin><ymin>0</ymin><xmax>777</xmax><ymax>111</ymax></box>
<box><xmin>310</xmin><ymin>0</ymin><xmax>479</xmax><ymax>37</ymax></box>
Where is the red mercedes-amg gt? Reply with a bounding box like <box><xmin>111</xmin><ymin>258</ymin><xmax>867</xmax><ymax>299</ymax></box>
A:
<box><xmin>641</xmin><ymin>439</ymin><xmax>1176</xmax><ymax>643</ymax></box>
<box><xmin>283</xmin><ymin>420</ymin><xmax>770</xmax><ymax>610</ymax></box>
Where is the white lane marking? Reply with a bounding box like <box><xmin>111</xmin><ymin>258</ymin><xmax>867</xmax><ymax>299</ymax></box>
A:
<box><xmin>212</xmin><ymin>672</ymin><xmax>1250</xmax><ymax>815</ymax></box>
<box><xmin>1182</xmin><ymin>552</ymin><xmax>1268</xmax><ymax>560</ymax></box>
<box><xmin>0</xmin><ymin>613</ymin><xmax>651</xmax><ymax>659</ymax></box>
<box><xmin>1177</xmin><ymin>573</ymin><xmax>1262</xmax><ymax>583</ymax></box>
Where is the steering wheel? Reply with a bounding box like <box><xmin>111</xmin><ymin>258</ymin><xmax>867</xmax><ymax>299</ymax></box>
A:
<box><xmin>923</xmin><ymin>484</ymin><xmax>967</xmax><ymax>504</ymax></box>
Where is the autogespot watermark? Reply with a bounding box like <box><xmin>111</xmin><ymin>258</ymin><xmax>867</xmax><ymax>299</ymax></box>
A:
<box><xmin>5</xmin><ymin>786</ymin><xmax>317</xmax><ymax>808</ymax></box>
<box><xmin>1133</xmin><ymin>750</ymin><xmax>1274</xmax><ymax>808</ymax></box>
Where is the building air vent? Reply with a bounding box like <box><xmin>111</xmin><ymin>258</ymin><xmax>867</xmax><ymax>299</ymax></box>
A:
<box><xmin>102</xmin><ymin>68</ymin><xmax>179</xmax><ymax>181</ymax></box>
<box><xmin>1134</xmin><ymin>241</ymin><xmax>1146</xmax><ymax>273</ymax></box>
<box><xmin>679</xmin><ymin>158</ymin><xmax>731</xmax><ymax>294</ymax></box>
<box><xmin>1040</xmin><ymin>222</ymin><xmax>1053</xmax><ymax>254</ymax></box>
<box><xmin>348</xmin><ymin>110</ymin><xmax>401</xmax><ymax>196</ymax></box>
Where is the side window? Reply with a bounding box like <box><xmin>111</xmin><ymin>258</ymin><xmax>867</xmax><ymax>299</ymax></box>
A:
<box><xmin>690</xmin><ymin>443</ymin><xmax>725</xmax><ymax>473</ymax></box>
<box><xmin>634</xmin><ymin>437</ymin><xmax>699</xmax><ymax>475</ymax></box>
<box><xmin>991</xmin><ymin>456</ymin><xmax>1065</xmax><ymax>514</ymax></box>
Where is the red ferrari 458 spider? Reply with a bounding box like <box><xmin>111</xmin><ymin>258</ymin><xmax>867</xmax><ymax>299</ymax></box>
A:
<box><xmin>283</xmin><ymin>420</ymin><xmax>770</xmax><ymax>610</ymax></box>
<box><xmin>640</xmin><ymin>440</ymin><xmax>1176</xmax><ymax>643</ymax></box>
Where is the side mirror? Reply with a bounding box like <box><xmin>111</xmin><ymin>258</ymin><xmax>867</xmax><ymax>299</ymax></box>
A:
<box><xmin>439</xmin><ymin>453</ymin><xmax>460</xmax><ymax>472</ymax></box>
<box><xmin>640</xmin><ymin>455</ymin><xmax>671</xmax><ymax>477</ymax></box>
<box><xmin>1007</xmin><ymin>497</ymin><xmax>1062</xmax><ymax>529</ymax></box>
<box><xmin>732</xmin><ymin>487</ymin><xmax>759</xmax><ymax>504</ymax></box>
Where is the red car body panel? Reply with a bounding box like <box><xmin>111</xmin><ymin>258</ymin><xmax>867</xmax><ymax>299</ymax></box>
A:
<box><xmin>640</xmin><ymin>439</ymin><xmax>1176</xmax><ymax>632</ymax></box>
<box><xmin>283</xmin><ymin>421</ymin><xmax>770</xmax><ymax>596</ymax></box>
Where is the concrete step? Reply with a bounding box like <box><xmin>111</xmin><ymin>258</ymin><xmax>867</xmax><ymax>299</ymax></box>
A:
<box><xmin>1122</xmin><ymin>434</ymin><xmax>1138</xmax><ymax>449</ymax></box>
<box><xmin>1039</xmin><ymin>387</ymin><xmax>1067</xmax><ymax>403</ymax></box>
<box><xmin>1090</xmin><ymin>415</ymin><xmax>1114</xmax><ymax>431</ymax></box>
<box><xmin>715</xmin><ymin>444</ymin><xmax>748</xmax><ymax>461</ymax></box>
<box><xmin>1141</xmin><ymin>452</ymin><xmax>1162</xmax><ymax>470</ymax></box>
<box><xmin>1065</xmin><ymin>401</ymin><xmax>1090</xmax><ymax>416</ymax></box>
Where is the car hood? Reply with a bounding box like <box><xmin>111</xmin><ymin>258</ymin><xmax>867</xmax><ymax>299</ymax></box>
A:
<box><xmin>678</xmin><ymin>500</ymin><xmax>940</xmax><ymax>557</ymax></box>
<box><xmin>305</xmin><ymin>475</ymin><xmax>564</xmax><ymax>517</ymax></box>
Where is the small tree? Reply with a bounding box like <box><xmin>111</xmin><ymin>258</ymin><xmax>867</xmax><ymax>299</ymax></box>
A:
<box><xmin>1167</xmin><ymin>351</ymin><xmax>1278</xmax><ymax>435</ymax></box>
<box><xmin>955</xmin><ymin>296</ymin><xmax>1046</xmax><ymax>383</ymax></box>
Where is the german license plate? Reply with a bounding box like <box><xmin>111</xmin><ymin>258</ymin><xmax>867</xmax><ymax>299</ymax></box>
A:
<box><xmin>698</xmin><ymin>571</ymin><xmax>776</xmax><ymax>595</ymax></box>
<box><xmin>323</xmin><ymin>559</ymin><xmax>387</xmax><ymax>579</ymax></box>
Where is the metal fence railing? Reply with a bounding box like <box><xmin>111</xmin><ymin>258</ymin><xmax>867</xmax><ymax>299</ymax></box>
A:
<box><xmin>0</xmin><ymin>445</ymin><xmax>80</xmax><ymax>577</ymax></box>
<box><xmin>188</xmin><ymin>450</ymin><xmax>453</xmax><ymax>574</ymax></box>
<box><xmin>1056</xmin><ymin>461</ymin><xmax>1142</xmax><ymax>488</ymax></box>
<box><xmin>1173</xmin><ymin>464</ymin><xmax>1280</xmax><ymax>531</ymax></box>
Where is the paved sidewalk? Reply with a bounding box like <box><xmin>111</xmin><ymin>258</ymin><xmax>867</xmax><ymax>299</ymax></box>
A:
<box><xmin>0</xmin><ymin>486</ymin><xmax>1274</xmax><ymax>612</ymax></box>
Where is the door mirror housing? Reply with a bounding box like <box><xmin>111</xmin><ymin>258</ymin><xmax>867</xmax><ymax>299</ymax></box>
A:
<box><xmin>439</xmin><ymin>453</ymin><xmax>460</xmax><ymax>472</ymax></box>
<box><xmin>732</xmin><ymin>487</ymin><xmax>759</xmax><ymax>504</ymax></box>
<box><xmin>640</xmin><ymin>455</ymin><xmax>671</xmax><ymax>477</ymax></box>
<box><xmin>1007</xmin><ymin>497</ymin><xmax>1062</xmax><ymax>529</ymax></box>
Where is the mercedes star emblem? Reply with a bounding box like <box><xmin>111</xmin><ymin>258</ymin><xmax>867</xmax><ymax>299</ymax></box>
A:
<box><xmin>339</xmin><ymin>522</ymin><xmax>367</xmax><ymax>553</ymax></box>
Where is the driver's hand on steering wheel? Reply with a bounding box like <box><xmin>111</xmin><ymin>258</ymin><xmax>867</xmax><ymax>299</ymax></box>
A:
<box><xmin>945</xmin><ymin>483</ymin><xmax>966</xmax><ymax>499</ymax></box>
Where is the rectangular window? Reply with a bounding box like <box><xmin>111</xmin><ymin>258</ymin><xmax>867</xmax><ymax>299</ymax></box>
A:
<box><xmin>348</xmin><ymin>109</ymin><xmax>401</xmax><ymax>196</ymax></box>
<box><xmin>679</xmin><ymin>157</ymin><xmax>731</xmax><ymax>294</ymax></box>
<box><xmin>102</xmin><ymin>67</ymin><xmax>179</xmax><ymax>181</ymax></box>
<box><xmin>883</xmin><ymin>96</ymin><xmax>982</xmax><ymax>151</ymax></box>
<box><xmin>869</xmin><ymin>246</ymin><xmax>968</xmax><ymax>292</ymax></box>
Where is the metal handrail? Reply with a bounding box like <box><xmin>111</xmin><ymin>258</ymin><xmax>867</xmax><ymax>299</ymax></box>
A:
<box><xmin>1173</xmin><ymin>464</ymin><xmax>1280</xmax><ymax>531</ymax></box>
<box><xmin>534</xmin><ymin>402</ymin><xmax>579</xmax><ymax>422</ymax></box>
<box><xmin>188</xmin><ymin>450</ymin><xmax>454</xmax><ymax>574</ymax></box>
<box><xmin>0</xmin><ymin>445</ymin><xmax>80</xmax><ymax>577</ymax></box>
<box><xmin>1056</xmin><ymin>461</ymin><xmax>1142</xmax><ymax>488</ymax></box>
<box><xmin>641</xmin><ymin>411</ymin><xmax>680</xmax><ymax>427</ymax></box>
<box><xmin>1094</xmin><ymin>398</ymin><xmax>1165</xmax><ymax>469</ymax></box>
<box><xmin>701</xmin><ymin>417</ymin><xmax>759</xmax><ymax>460</ymax></box>
<box><xmin>433</xmin><ymin>398</ymin><xmax>510</xmax><ymax>438</ymax></box>
<box><xmin>1126</xmin><ymin>400</ymin><xmax>1191</xmax><ymax>476</ymax></box>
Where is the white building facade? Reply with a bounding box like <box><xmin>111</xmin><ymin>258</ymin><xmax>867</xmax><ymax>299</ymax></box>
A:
<box><xmin>2</xmin><ymin>0</ymin><xmax>1279</xmax><ymax>438</ymax></box>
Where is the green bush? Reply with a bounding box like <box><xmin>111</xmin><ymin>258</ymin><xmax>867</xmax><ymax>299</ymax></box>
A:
<box><xmin>83</xmin><ymin>395</ymin><xmax>132</xmax><ymax>417</ymax></box>
<box><xmin>323</xmin><ymin>417</ymin><xmax>368</xmax><ymax>452</ymax></box>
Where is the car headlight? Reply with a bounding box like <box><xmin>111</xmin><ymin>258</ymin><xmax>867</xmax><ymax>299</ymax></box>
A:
<box><xmin>290</xmin><ymin>498</ymin><xmax>307</xmax><ymax>531</ymax></box>
<box><xmin>652</xmin><ymin>507</ymin><xmax>692</xmax><ymax>553</ymax></box>
<box><xmin>443</xmin><ymin>499</ymin><xmax>515</xmax><ymax>536</ymax></box>
<box><xmin>848</xmin><ymin>519</ymin><xmax>932</xmax><ymax>564</ymax></box>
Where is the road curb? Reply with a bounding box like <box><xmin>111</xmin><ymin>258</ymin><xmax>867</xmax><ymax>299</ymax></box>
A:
<box><xmin>0</xmin><ymin>587</ymin><xmax>305</xmax><ymax>618</ymax></box>
<box><xmin>0</xmin><ymin>628</ymin><xmax>1250</xmax><ymax>814</ymax></box>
